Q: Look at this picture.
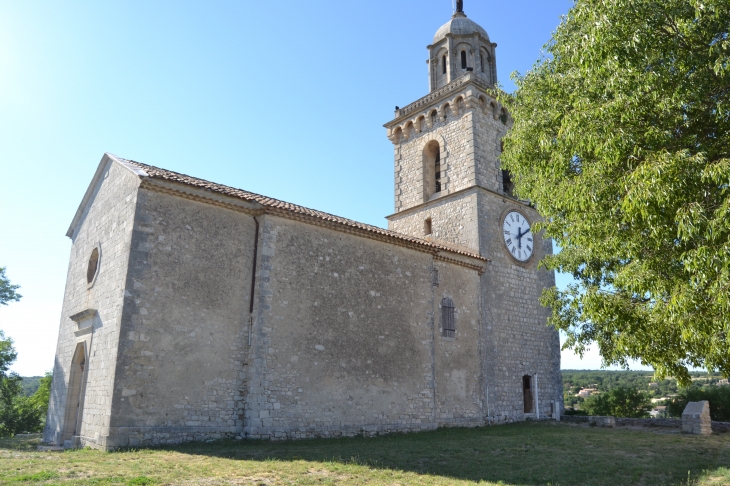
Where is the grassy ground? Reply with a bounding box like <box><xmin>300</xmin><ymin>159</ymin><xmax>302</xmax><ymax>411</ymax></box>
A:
<box><xmin>1</xmin><ymin>422</ymin><xmax>729</xmax><ymax>485</ymax></box>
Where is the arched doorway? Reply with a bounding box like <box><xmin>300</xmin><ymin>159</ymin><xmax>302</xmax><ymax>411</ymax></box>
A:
<box><xmin>62</xmin><ymin>343</ymin><xmax>88</xmax><ymax>441</ymax></box>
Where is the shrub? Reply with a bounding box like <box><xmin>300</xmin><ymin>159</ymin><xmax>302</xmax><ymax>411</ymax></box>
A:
<box><xmin>666</xmin><ymin>386</ymin><xmax>730</xmax><ymax>422</ymax></box>
<box><xmin>0</xmin><ymin>371</ymin><xmax>52</xmax><ymax>437</ymax></box>
<box><xmin>582</xmin><ymin>386</ymin><xmax>652</xmax><ymax>418</ymax></box>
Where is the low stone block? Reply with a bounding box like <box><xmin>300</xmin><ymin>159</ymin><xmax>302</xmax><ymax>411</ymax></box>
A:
<box><xmin>682</xmin><ymin>401</ymin><xmax>712</xmax><ymax>435</ymax></box>
<box><xmin>589</xmin><ymin>416</ymin><xmax>615</xmax><ymax>427</ymax></box>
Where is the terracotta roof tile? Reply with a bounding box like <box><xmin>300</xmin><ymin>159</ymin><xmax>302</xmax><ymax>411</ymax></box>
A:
<box><xmin>121</xmin><ymin>158</ymin><xmax>486</xmax><ymax>262</ymax></box>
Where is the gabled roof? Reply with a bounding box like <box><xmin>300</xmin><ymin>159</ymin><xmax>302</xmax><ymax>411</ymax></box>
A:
<box><xmin>69</xmin><ymin>153</ymin><xmax>488</xmax><ymax>271</ymax></box>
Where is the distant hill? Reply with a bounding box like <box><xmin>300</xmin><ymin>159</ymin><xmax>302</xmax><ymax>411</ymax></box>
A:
<box><xmin>20</xmin><ymin>376</ymin><xmax>43</xmax><ymax>396</ymax></box>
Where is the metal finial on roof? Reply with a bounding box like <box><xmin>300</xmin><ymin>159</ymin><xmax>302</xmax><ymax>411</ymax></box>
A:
<box><xmin>456</xmin><ymin>0</ymin><xmax>464</xmax><ymax>13</ymax></box>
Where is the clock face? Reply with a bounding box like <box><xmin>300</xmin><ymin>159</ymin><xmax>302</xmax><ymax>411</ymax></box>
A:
<box><xmin>502</xmin><ymin>211</ymin><xmax>533</xmax><ymax>262</ymax></box>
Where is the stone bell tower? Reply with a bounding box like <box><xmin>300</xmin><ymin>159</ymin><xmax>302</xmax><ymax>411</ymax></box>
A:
<box><xmin>384</xmin><ymin>4</ymin><xmax>509</xmax><ymax>251</ymax></box>
<box><xmin>384</xmin><ymin>3</ymin><xmax>563</xmax><ymax>422</ymax></box>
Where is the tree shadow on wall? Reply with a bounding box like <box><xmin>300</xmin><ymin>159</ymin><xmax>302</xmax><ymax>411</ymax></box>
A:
<box><xmin>165</xmin><ymin>422</ymin><xmax>730</xmax><ymax>485</ymax></box>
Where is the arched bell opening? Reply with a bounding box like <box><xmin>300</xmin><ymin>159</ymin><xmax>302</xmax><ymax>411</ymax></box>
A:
<box><xmin>422</xmin><ymin>140</ymin><xmax>442</xmax><ymax>202</ymax></box>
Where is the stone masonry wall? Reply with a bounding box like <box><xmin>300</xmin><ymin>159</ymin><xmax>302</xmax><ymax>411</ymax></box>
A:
<box><xmin>105</xmin><ymin>188</ymin><xmax>257</xmax><ymax>448</ymax></box>
<box><xmin>394</xmin><ymin>92</ymin><xmax>475</xmax><ymax>213</ymax></box>
<box><xmin>387</xmin><ymin>80</ymin><xmax>562</xmax><ymax>424</ymax></box>
<box><xmin>472</xmin><ymin>105</ymin><xmax>509</xmax><ymax>193</ymax></box>
<box><xmin>391</xmin><ymin>188</ymin><xmax>563</xmax><ymax>423</ymax></box>
<box><xmin>433</xmin><ymin>259</ymin><xmax>484</xmax><ymax>425</ymax></box>
<box><xmin>44</xmin><ymin>159</ymin><xmax>140</xmax><ymax>447</ymax></box>
<box><xmin>477</xmin><ymin>192</ymin><xmax>562</xmax><ymax>422</ymax></box>
<box><xmin>392</xmin><ymin>86</ymin><xmax>508</xmax><ymax>215</ymax></box>
<box><xmin>244</xmin><ymin>216</ymin><xmax>484</xmax><ymax>439</ymax></box>
<box><xmin>388</xmin><ymin>190</ymin><xmax>480</xmax><ymax>252</ymax></box>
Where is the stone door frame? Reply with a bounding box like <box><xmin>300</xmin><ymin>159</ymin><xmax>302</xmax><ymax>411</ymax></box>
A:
<box><xmin>61</xmin><ymin>327</ymin><xmax>92</xmax><ymax>443</ymax></box>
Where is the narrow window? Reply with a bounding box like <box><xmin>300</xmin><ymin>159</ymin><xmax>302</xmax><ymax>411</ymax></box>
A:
<box><xmin>424</xmin><ymin>218</ymin><xmax>432</xmax><ymax>236</ymax></box>
<box><xmin>435</xmin><ymin>149</ymin><xmax>442</xmax><ymax>193</ymax></box>
<box><xmin>523</xmin><ymin>375</ymin><xmax>534</xmax><ymax>413</ymax></box>
<box><xmin>430</xmin><ymin>110</ymin><xmax>438</xmax><ymax>125</ymax></box>
<box><xmin>87</xmin><ymin>248</ymin><xmax>99</xmax><ymax>284</ymax></box>
<box><xmin>441</xmin><ymin>297</ymin><xmax>455</xmax><ymax>338</ymax></box>
<box><xmin>442</xmin><ymin>55</ymin><xmax>447</xmax><ymax>74</ymax></box>
<box><xmin>461</xmin><ymin>51</ymin><xmax>467</xmax><ymax>69</ymax></box>
<box><xmin>480</xmin><ymin>53</ymin><xmax>485</xmax><ymax>72</ymax></box>
<box><xmin>502</xmin><ymin>170</ymin><xmax>514</xmax><ymax>197</ymax></box>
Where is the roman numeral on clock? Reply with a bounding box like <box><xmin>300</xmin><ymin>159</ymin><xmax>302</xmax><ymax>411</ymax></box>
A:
<box><xmin>506</xmin><ymin>239</ymin><xmax>512</xmax><ymax>246</ymax></box>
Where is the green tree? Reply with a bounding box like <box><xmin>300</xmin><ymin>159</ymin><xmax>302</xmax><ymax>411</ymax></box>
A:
<box><xmin>500</xmin><ymin>0</ymin><xmax>730</xmax><ymax>386</ymax></box>
<box><xmin>0</xmin><ymin>267</ymin><xmax>43</xmax><ymax>437</ymax></box>
<box><xmin>666</xmin><ymin>386</ymin><xmax>730</xmax><ymax>421</ymax></box>
<box><xmin>9</xmin><ymin>371</ymin><xmax>52</xmax><ymax>435</ymax></box>
<box><xmin>0</xmin><ymin>331</ymin><xmax>24</xmax><ymax>437</ymax></box>
<box><xmin>582</xmin><ymin>386</ymin><xmax>653</xmax><ymax>418</ymax></box>
<box><xmin>0</xmin><ymin>267</ymin><xmax>21</xmax><ymax>306</ymax></box>
<box><xmin>0</xmin><ymin>330</ymin><xmax>17</xmax><ymax>379</ymax></box>
<box><xmin>0</xmin><ymin>370</ymin><xmax>23</xmax><ymax>437</ymax></box>
<box><xmin>30</xmin><ymin>372</ymin><xmax>52</xmax><ymax>413</ymax></box>
<box><xmin>0</xmin><ymin>333</ymin><xmax>48</xmax><ymax>437</ymax></box>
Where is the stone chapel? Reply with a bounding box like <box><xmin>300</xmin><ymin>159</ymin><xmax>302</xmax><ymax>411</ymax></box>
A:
<box><xmin>44</xmin><ymin>5</ymin><xmax>562</xmax><ymax>450</ymax></box>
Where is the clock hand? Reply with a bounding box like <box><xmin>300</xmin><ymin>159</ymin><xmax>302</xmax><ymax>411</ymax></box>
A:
<box><xmin>523</xmin><ymin>228</ymin><xmax>532</xmax><ymax>250</ymax></box>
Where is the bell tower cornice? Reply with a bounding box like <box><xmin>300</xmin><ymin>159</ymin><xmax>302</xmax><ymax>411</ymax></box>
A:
<box><xmin>384</xmin><ymin>73</ymin><xmax>510</xmax><ymax>144</ymax></box>
<box><xmin>386</xmin><ymin>72</ymin><xmax>489</xmax><ymax>123</ymax></box>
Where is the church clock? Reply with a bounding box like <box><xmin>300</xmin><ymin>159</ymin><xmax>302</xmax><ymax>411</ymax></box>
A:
<box><xmin>502</xmin><ymin>211</ymin><xmax>533</xmax><ymax>262</ymax></box>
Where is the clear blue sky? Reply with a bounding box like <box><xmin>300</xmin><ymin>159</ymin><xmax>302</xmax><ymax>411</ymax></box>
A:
<box><xmin>0</xmin><ymin>0</ymin><xmax>643</xmax><ymax>375</ymax></box>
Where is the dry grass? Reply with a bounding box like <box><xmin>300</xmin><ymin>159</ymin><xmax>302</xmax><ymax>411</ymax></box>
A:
<box><xmin>0</xmin><ymin>422</ymin><xmax>729</xmax><ymax>485</ymax></box>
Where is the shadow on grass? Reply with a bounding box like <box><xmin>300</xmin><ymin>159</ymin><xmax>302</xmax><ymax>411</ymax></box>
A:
<box><xmin>151</xmin><ymin>422</ymin><xmax>729</xmax><ymax>486</ymax></box>
<box><xmin>0</xmin><ymin>434</ymin><xmax>42</xmax><ymax>452</ymax></box>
